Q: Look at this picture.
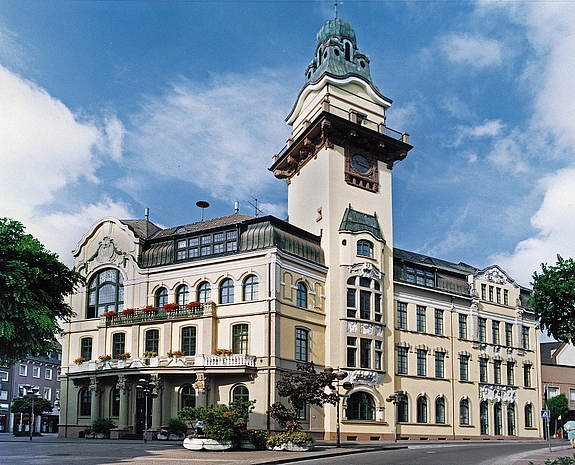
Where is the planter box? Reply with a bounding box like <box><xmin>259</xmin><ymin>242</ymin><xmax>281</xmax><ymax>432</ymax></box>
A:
<box><xmin>239</xmin><ymin>440</ymin><xmax>257</xmax><ymax>449</ymax></box>
<box><xmin>169</xmin><ymin>433</ymin><xmax>185</xmax><ymax>441</ymax></box>
<box><xmin>284</xmin><ymin>442</ymin><xmax>314</xmax><ymax>452</ymax></box>
<box><xmin>183</xmin><ymin>438</ymin><xmax>234</xmax><ymax>451</ymax></box>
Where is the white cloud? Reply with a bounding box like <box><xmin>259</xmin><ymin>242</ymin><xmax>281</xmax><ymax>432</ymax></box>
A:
<box><xmin>442</xmin><ymin>34</ymin><xmax>504</xmax><ymax>68</ymax></box>
<box><xmin>458</xmin><ymin>120</ymin><xmax>504</xmax><ymax>140</ymax></box>
<box><xmin>426</xmin><ymin>230</ymin><xmax>476</xmax><ymax>258</ymax></box>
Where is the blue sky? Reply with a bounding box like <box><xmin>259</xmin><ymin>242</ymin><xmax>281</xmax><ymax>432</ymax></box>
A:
<box><xmin>1</xmin><ymin>0</ymin><xmax>575</xmax><ymax>290</ymax></box>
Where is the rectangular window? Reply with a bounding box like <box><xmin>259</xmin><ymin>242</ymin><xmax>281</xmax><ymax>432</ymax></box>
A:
<box><xmin>417</xmin><ymin>306</ymin><xmax>426</xmax><ymax>333</ymax></box>
<box><xmin>188</xmin><ymin>248</ymin><xmax>199</xmax><ymax>258</ymax></box>
<box><xmin>489</xmin><ymin>286</ymin><xmax>494</xmax><ymax>301</ymax></box>
<box><xmin>481</xmin><ymin>284</ymin><xmax>486</xmax><ymax>300</ymax></box>
<box><xmin>45</xmin><ymin>368</ymin><xmax>52</xmax><ymax>380</ymax></box>
<box><xmin>44</xmin><ymin>387</ymin><xmax>52</xmax><ymax>401</ymax></box>
<box><xmin>33</xmin><ymin>366</ymin><xmax>40</xmax><ymax>378</ymax></box>
<box><xmin>507</xmin><ymin>362</ymin><xmax>515</xmax><ymax>385</ymax></box>
<box><xmin>347</xmin><ymin>288</ymin><xmax>356</xmax><ymax>308</ymax></box>
<box><xmin>406</xmin><ymin>267</ymin><xmax>415</xmax><ymax>283</ymax></box>
<box><xmin>19</xmin><ymin>365</ymin><xmax>27</xmax><ymax>376</ymax></box>
<box><xmin>459</xmin><ymin>314</ymin><xmax>467</xmax><ymax>339</ymax></box>
<box><xmin>200</xmin><ymin>235</ymin><xmax>211</xmax><ymax>245</ymax></box>
<box><xmin>569</xmin><ymin>389</ymin><xmax>575</xmax><ymax>409</ymax></box>
<box><xmin>213</xmin><ymin>232</ymin><xmax>224</xmax><ymax>243</ymax></box>
<box><xmin>232</xmin><ymin>324</ymin><xmax>249</xmax><ymax>355</ymax></box>
<box><xmin>112</xmin><ymin>332</ymin><xmax>126</xmax><ymax>358</ymax></box>
<box><xmin>374</xmin><ymin>340</ymin><xmax>382</xmax><ymax>370</ymax></box>
<box><xmin>397</xmin><ymin>302</ymin><xmax>407</xmax><ymax>329</ymax></box>
<box><xmin>480</xmin><ymin>358</ymin><xmax>488</xmax><ymax>383</ymax></box>
<box><xmin>295</xmin><ymin>328</ymin><xmax>309</xmax><ymax>362</ymax></box>
<box><xmin>496</xmin><ymin>287</ymin><xmax>501</xmax><ymax>303</ymax></box>
<box><xmin>360</xmin><ymin>338</ymin><xmax>371</xmax><ymax>369</ymax></box>
<box><xmin>359</xmin><ymin>290</ymin><xmax>371</xmax><ymax>320</ymax></box>
<box><xmin>478</xmin><ymin>318</ymin><xmax>486</xmax><ymax>342</ymax></box>
<box><xmin>213</xmin><ymin>243</ymin><xmax>224</xmax><ymax>254</ymax></box>
<box><xmin>425</xmin><ymin>271</ymin><xmax>434</xmax><ymax>287</ymax></box>
<box><xmin>504</xmin><ymin>289</ymin><xmax>509</xmax><ymax>305</ymax></box>
<box><xmin>505</xmin><ymin>323</ymin><xmax>513</xmax><ymax>346</ymax></box>
<box><xmin>460</xmin><ymin>355</ymin><xmax>469</xmax><ymax>381</ymax></box>
<box><xmin>435</xmin><ymin>352</ymin><xmax>445</xmax><ymax>378</ymax></box>
<box><xmin>181</xmin><ymin>326</ymin><xmax>197</xmax><ymax>356</ymax></box>
<box><xmin>0</xmin><ymin>371</ymin><xmax>8</xmax><ymax>382</ymax></box>
<box><xmin>347</xmin><ymin>337</ymin><xmax>357</xmax><ymax>368</ymax></box>
<box><xmin>547</xmin><ymin>386</ymin><xmax>559</xmax><ymax>398</ymax></box>
<box><xmin>417</xmin><ymin>349</ymin><xmax>427</xmax><ymax>376</ymax></box>
<box><xmin>374</xmin><ymin>294</ymin><xmax>382</xmax><ymax>322</ymax></box>
<box><xmin>524</xmin><ymin>364</ymin><xmax>531</xmax><ymax>387</ymax></box>
<box><xmin>145</xmin><ymin>329</ymin><xmax>159</xmax><ymax>354</ymax></box>
<box><xmin>397</xmin><ymin>347</ymin><xmax>408</xmax><ymax>375</ymax></box>
<box><xmin>492</xmin><ymin>321</ymin><xmax>500</xmax><ymax>345</ymax></box>
<box><xmin>81</xmin><ymin>337</ymin><xmax>93</xmax><ymax>361</ymax></box>
<box><xmin>522</xmin><ymin>327</ymin><xmax>529</xmax><ymax>349</ymax></box>
<box><xmin>416</xmin><ymin>269</ymin><xmax>425</xmax><ymax>285</ymax></box>
<box><xmin>435</xmin><ymin>310</ymin><xmax>443</xmax><ymax>336</ymax></box>
<box><xmin>200</xmin><ymin>245</ymin><xmax>211</xmax><ymax>256</ymax></box>
<box><xmin>494</xmin><ymin>360</ymin><xmax>502</xmax><ymax>384</ymax></box>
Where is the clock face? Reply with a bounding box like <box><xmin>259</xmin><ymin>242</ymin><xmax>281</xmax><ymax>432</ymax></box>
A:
<box><xmin>352</xmin><ymin>154</ymin><xmax>370</xmax><ymax>174</ymax></box>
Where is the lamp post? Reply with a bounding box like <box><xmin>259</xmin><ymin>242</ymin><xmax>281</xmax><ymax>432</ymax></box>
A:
<box><xmin>22</xmin><ymin>385</ymin><xmax>41</xmax><ymax>441</ymax></box>
<box><xmin>324</xmin><ymin>367</ymin><xmax>351</xmax><ymax>448</ymax></box>
<box><xmin>386</xmin><ymin>390</ymin><xmax>406</xmax><ymax>443</ymax></box>
<box><xmin>135</xmin><ymin>378</ymin><xmax>157</xmax><ymax>443</ymax></box>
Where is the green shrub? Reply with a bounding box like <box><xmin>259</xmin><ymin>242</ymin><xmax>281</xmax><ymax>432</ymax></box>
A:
<box><xmin>267</xmin><ymin>431</ymin><xmax>314</xmax><ymax>448</ymax></box>
<box><xmin>91</xmin><ymin>418</ymin><xmax>115</xmax><ymax>434</ymax></box>
<box><xmin>166</xmin><ymin>417</ymin><xmax>188</xmax><ymax>434</ymax></box>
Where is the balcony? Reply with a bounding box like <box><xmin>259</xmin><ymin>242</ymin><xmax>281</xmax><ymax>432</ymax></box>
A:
<box><xmin>103</xmin><ymin>303</ymin><xmax>212</xmax><ymax>327</ymax></box>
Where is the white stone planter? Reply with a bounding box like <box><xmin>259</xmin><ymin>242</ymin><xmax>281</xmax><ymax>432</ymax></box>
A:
<box><xmin>183</xmin><ymin>438</ymin><xmax>234</xmax><ymax>451</ymax></box>
<box><xmin>239</xmin><ymin>440</ymin><xmax>257</xmax><ymax>449</ymax></box>
<box><xmin>94</xmin><ymin>432</ymin><xmax>107</xmax><ymax>439</ymax></box>
<box><xmin>169</xmin><ymin>433</ymin><xmax>185</xmax><ymax>441</ymax></box>
<box><xmin>149</xmin><ymin>357</ymin><xmax>159</xmax><ymax>367</ymax></box>
<box><xmin>117</xmin><ymin>360</ymin><xmax>126</xmax><ymax>368</ymax></box>
<box><xmin>284</xmin><ymin>442</ymin><xmax>314</xmax><ymax>452</ymax></box>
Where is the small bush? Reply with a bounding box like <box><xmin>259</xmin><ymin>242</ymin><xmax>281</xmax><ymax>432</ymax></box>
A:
<box><xmin>91</xmin><ymin>417</ymin><xmax>116</xmax><ymax>434</ymax></box>
<box><xmin>167</xmin><ymin>417</ymin><xmax>188</xmax><ymax>434</ymax></box>
<box><xmin>267</xmin><ymin>431</ymin><xmax>314</xmax><ymax>448</ymax></box>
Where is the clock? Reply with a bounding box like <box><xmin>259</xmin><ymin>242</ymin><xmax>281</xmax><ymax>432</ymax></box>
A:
<box><xmin>352</xmin><ymin>154</ymin><xmax>370</xmax><ymax>174</ymax></box>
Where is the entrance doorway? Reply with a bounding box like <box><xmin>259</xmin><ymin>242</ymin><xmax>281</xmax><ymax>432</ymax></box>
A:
<box><xmin>135</xmin><ymin>390</ymin><xmax>153</xmax><ymax>434</ymax></box>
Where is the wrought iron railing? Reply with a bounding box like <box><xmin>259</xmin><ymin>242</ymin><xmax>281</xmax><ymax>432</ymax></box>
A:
<box><xmin>104</xmin><ymin>304</ymin><xmax>205</xmax><ymax>327</ymax></box>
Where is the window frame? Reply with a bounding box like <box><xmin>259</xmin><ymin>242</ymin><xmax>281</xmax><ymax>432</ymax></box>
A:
<box><xmin>296</xmin><ymin>282</ymin><xmax>308</xmax><ymax>309</ymax></box>
<box><xmin>295</xmin><ymin>327</ymin><xmax>309</xmax><ymax>362</ymax></box>
<box><xmin>80</xmin><ymin>337</ymin><xmax>93</xmax><ymax>361</ymax></box>
<box><xmin>243</xmin><ymin>275</ymin><xmax>258</xmax><ymax>301</ymax></box>
<box><xmin>397</xmin><ymin>302</ymin><xmax>407</xmax><ymax>329</ymax></box>
<box><xmin>155</xmin><ymin>287</ymin><xmax>168</xmax><ymax>309</ymax></box>
<box><xmin>176</xmin><ymin>285</ymin><xmax>189</xmax><ymax>307</ymax></box>
<box><xmin>112</xmin><ymin>332</ymin><xmax>126</xmax><ymax>358</ymax></box>
<box><xmin>232</xmin><ymin>323</ymin><xmax>249</xmax><ymax>355</ymax></box>
<box><xmin>347</xmin><ymin>391</ymin><xmax>375</xmax><ymax>421</ymax></box>
<box><xmin>357</xmin><ymin>239</ymin><xmax>374</xmax><ymax>258</ymax></box>
<box><xmin>144</xmin><ymin>329</ymin><xmax>159</xmax><ymax>355</ymax></box>
<box><xmin>181</xmin><ymin>326</ymin><xmax>197</xmax><ymax>356</ymax></box>
<box><xmin>460</xmin><ymin>398</ymin><xmax>470</xmax><ymax>425</ymax></box>
<box><xmin>219</xmin><ymin>278</ymin><xmax>235</xmax><ymax>304</ymax></box>
<box><xmin>87</xmin><ymin>268</ymin><xmax>124</xmax><ymax>319</ymax></box>
<box><xmin>197</xmin><ymin>281</ymin><xmax>211</xmax><ymax>303</ymax></box>
<box><xmin>417</xmin><ymin>396</ymin><xmax>428</xmax><ymax>423</ymax></box>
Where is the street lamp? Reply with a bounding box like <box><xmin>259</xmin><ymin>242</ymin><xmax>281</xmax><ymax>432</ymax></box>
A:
<box><xmin>135</xmin><ymin>378</ymin><xmax>157</xmax><ymax>443</ymax></box>
<box><xmin>324</xmin><ymin>367</ymin><xmax>351</xmax><ymax>448</ymax></box>
<box><xmin>22</xmin><ymin>384</ymin><xmax>41</xmax><ymax>441</ymax></box>
<box><xmin>386</xmin><ymin>390</ymin><xmax>406</xmax><ymax>443</ymax></box>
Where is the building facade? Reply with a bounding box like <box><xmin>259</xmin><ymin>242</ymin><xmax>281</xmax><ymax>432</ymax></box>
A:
<box><xmin>59</xmin><ymin>17</ymin><xmax>542</xmax><ymax>440</ymax></box>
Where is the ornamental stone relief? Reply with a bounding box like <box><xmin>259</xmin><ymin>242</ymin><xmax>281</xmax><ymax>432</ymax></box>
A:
<box><xmin>348</xmin><ymin>370</ymin><xmax>384</xmax><ymax>387</ymax></box>
<box><xmin>479</xmin><ymin>384</ymin><xmax>518</xmax><ymax>404</ymax></box>
<box><xmin>347</xmin><ymin>321</ymin><xmax>358</xmax><ymax>334</ymax></box>
<box><xmin>360</xmin><ymin>323</ymin><xmax>373</xmax><ymax>335</ymax></box>
<box><xmin>348</xmin><ymin>262</ymin><xmax>382</xmax><ymax>281</ymax></box>
<box><xmin>78</xmin><ymin>236</ymin><xmax>128</xmax><ymax>275</ymax></box>
<box><xmin>477</xmin><ymin>268</ymin><xmax>509</xmax><ymax>285</ymax></box>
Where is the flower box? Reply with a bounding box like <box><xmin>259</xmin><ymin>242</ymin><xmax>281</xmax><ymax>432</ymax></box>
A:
<box><xmin>183</xmin><ymin>437</ymin><xmax>234</xmax><ymax>451</ymax></box>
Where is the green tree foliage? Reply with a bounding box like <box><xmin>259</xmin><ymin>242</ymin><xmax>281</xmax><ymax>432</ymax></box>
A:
<box><xmin>10</xmin><ymin>395</ymin><xmax>53</xmax><ymax>415</ymax></box>
<box><xmin>548</xmin><ymin>393</ymin><xmax>570</xmax><ymax>418</ymax></box>
<box><xmin>0</xmin><ymin>218</ymin><xmax>83</xmax><ymax>364</ymax></box>
<box><xmin>178</xmin><ymin>401</ymin><xmax>254</xmax><ymax>441</ymax></box>
<box><xmin>531</xmin><ymin>255</ymin><xmax>575</xmax><ymax>344</ymax></box>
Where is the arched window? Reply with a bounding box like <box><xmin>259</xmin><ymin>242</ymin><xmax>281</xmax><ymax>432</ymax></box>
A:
<box><xmin>494</xmin><ymin>402</ymin><xmax>503</xmax><ymax>435</ymax></box>
<box><xmin>80</xmin><ymin>337</ymin><xmax>92</xmax><ymax>361</ymax></box>
<box><xmin>181</xmin><ymin>385</ymin><xmax>196</xmax><ymax>408</ymax></box>
<box><xmin>357</xmin><ymin>240</ymin><xmax>374</xmax><ymax>258</ymax></box>
<box><xmin>480</xmin><ymin>401</ymin><xmax>489</xmax><ymax>435</ymax></box>
<box><xmin>435</xmin><ymin>397</ymin><xmax>446</xmax><ymax>424</ymax></box>
<box><xmin>176</xmin><ymin>285</ymin><xmax>189</xmax><ymax>307</ymax></box>
<box><xmin>181</xmin><ymin>326</ymin><xmax>196</xmax><ymax>356</ymax></box>
<box><xmin>507</xmin><ymin>403</ymin><xmax>516</xmax><ymax>436</ymax></box>
<box><xmin>295</xmin><ymin>328</ymin><xmax>309</xmax><ymax>362</ymax></box>
<box><xmin>220</xmin><ymin>278</ymin><xmax>234</xmax><ymax>304</ymax></box>
<box><xmin>145</xmin><ymin>329</ymin><xmax>159</xmax><ymax>355</ymax></box>
<box><xmin>112</xmin><ymin>332</ymin><xmax>126</xmax><ymax>358</ymax></box>
<box><xmin>155</xmin><ymin>287</ymin><xmax>168</xmax><ymax>308</ymax></box>
<box><xmin>460</xmin><ymin>398</ymin><xmax>470</xmax><ymax>425</ymax></box>
<box><xmin>232</xmin><ymin>385</ymin><xmax>249</xmax><ymax>403</ymax></box>
<box><xmin>87</xmin><ymin>268</ymin><xmax>123</xmax><ymax>318</ymax></box>
<box><xmin>417</xmin><ymin>396</ymin><xmax>428</xmax><ymax>423</ymax></box>
<box><xmin>347</xmin><ymin>392</ymin><xmax>375</xmax><ymax>420</ymax></box>
<box><xmin>79</xmin><ymin>388</ymin><xmax>91</xmax><ymax>416</ymax></box>
<box><xmin>296</xmin><ymin>282</ymin><xmax>307</xmax><ymax>309</ymax></box>
<box><xmin>524</xmin><ymin>403</ymin><xmax>533</xmax><ymax>428</ymax></box>
<box><xmin>111</xmin><ymin>388</ymin><xmax>120</xmax><ymax>417</ymax></box>
<box><xmin>232</xmin><ymin>324</ymin><xmax>249</xmax><ymax>354</ymax></box>
<box><xmin>397</xmin><ymin>397</ymin><xmax>409</xmax><ymax>423</ymax></box>
<box><xmin>243</xmin><ymin>275</ymin><xmax>258</xmax><ymax>301</ymax></box>
<box><xmin>197</xmin><ymin>282</ymin><xmax>211</xmax><ymax>303</ymax></box>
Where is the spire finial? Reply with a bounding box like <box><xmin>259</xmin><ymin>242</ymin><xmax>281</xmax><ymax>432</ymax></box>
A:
<box><xmin>334</xmin><ymin>0</ymin><xmax>338</xmax><ymax>19</ymax></box>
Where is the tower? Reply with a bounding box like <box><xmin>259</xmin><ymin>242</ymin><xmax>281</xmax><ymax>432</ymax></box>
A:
<box><xmin>271</xmin><ymin>17</ymin><xmax>412</xmax><ymax>436</ymax></box>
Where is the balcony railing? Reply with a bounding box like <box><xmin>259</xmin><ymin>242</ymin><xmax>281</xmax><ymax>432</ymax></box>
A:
<box><xmin>104</xmin><ymin>304</ymin><xmax>208</xmax><ymax>327</ymax></box>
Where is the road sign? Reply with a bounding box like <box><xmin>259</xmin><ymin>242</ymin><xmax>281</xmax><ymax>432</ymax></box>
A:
<box><xmin>541</xmin><ymin>410</ymin><xmax>550</xmax><ymax>420</ymax></box>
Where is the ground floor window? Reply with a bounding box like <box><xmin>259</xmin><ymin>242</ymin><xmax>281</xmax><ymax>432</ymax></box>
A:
<box><xmin>347</xmin><ymin>392</ymin><xmax>375</xmax><ymax>420</ymax></box>
<box><xmin>494</xmin><ymin>402</ymin><xmax>503</xmax><ymax>435</ymax></box>
<box><xmin>232</xmin><ymin>385</ymin><xmax>249</xmax><ymax>403</ymax></box>
<box><xmin>79</xmin><ymin>388</ymin><xmax>91</xmax><ymax>416</ymax></box>
<box><xmin>525</xmin><ymin>404</ymin><xmax>533</xmax><ymax>428</ymax></box>
<box><xmin>181</xmin><ymin>385</ymin><xmax>196</xmax><ymax>408</ymax></box>
<box><xmin>480</xmin><ymin>401</ymin><xmax>489</xmax><ymax>435</ymax></box>
<box><xmin>417</xmin><ymin>396</ymin><xmax>428</xmax><ymax>423</ymax></box>
<box><xmin>507</xmin><ymin>403</ymin><xmax>516</xmax><ymax>436</ymax></box>
<box><xmin>397</xmin><ymin>397</ymin><xmax>408</xmax><ymax>423</ymax></box>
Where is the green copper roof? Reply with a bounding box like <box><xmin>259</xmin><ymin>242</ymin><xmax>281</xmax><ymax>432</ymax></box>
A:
<box><xmin>339</xmin><ymin>206</ymin><xmax>383</xmax><ymax>240</ymax></box>
<box><xmin>316</xmin><ymin>18</ymin><xmax>356</xmax><ymax>46</ymax></box>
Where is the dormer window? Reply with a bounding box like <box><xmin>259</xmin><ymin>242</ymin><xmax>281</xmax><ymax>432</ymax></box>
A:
<box><xmin>357</xmin><ymin>239</ymin><xmax>373</xmax><ymax>258</ymax></box>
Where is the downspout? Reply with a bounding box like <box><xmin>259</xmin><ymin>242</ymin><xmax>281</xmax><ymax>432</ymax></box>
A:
<box><xmin>267</xmin><ymin>260</ymin><xmax>272</xmax><ymax>431</ymax></box>
<box><xmin>450</xmin><ymin>303</ymin><xmax>456</xmax><ymax>440</ymax></box>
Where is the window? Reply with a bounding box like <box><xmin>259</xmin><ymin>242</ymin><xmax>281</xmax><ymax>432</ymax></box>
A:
<box><xmin>397</xmin><ymin>347</ymin><xmax>408</xmax><ymax>375</ymax></box>
<box><xmin>374</xmin><ymin>340</ymin><xmax>383</xmax><ymax>370</ymax></box>
<box><xmin>436</xmin><ymin>397</ymin><xmax>446</xmax><ymax>424</ymax></box>
<box><xmin>347</xmin><ymin>337</ymin><xmax>357</xmax><ymax>367</ymax></box>
<box><xmin>460</xmin><ymin>398</ymin><xmax>470</xmax><ymax>425</ymax></box>
<box><xmin>232</xmin><ymin>385</ymin><xmax>249</xmax><ymax>403</ymax></box>
<box><xmin>347</xmin><ymin>288</ymin><xmax>356</xmax><ymax>317</ymax></box>
<box><xmin>155</xmin><ymin>287</ymin><xmax>168</xmax><ymax>309</ymax></box>
<box><xmin>45</xmin><ymin>368</ymin><xmax>52</xmax><ymax>380</ymax></box>
<box><xmin>507</xmin><ymin>403</ymin><xmax>516</xmax><ymax>436</ymax></box>
<box><xmin>496</xmin><ymin>287</ymin><xmax>501</xmax><ymax>303</ymax></box>
<box><xmin>524</xmin><ymin>364</ymin><xmax>532</xmax><ymax>387</ymax></box>
<box><xmin>296</xmin><ymin>282</ymin><xmax>307</xmax><ymax>309</ymax></box>
<box><xmin>478</xmin><ymin>318</ymin><xmax>486</xmax><ymax>342</ymax></box>
<box><xmin>181</xmin><ymin>327</ymin><xmax>196</xmax><ymax>356</ymax></box>
<box><xmin>507</xmin><ymin>362</ymin><xmax>515</xmax><ymax>385</ymax></box>
<box><xmin>459</xmin><ymin>314</ymin><xmax>467</xmax><ymax>339</ymax></box>
<box><xmin>525</xmin><ymin>404</ymin><xmax>533</xmax><ymax>428</ymax></box>
<box><xmin>197</xmin><ymin>282</ymin><xmax>211</xmax><ymax>303</ymax></box>
<box><xmin>80</xmin><ymin>338</ymin><xmax>92</xmax><ymax>361</ymax></box>
<box><xmin>181</xmin><ymin>385</ymin><xmax>196</xmax><ymax>408</ymax></box>
<box><xmin>397</xmin><ymin>397</ymin><xmax>408</xmax><ymax>422</ymax></box>
<box><xmin>494</xmin><ymin>402</ymin><xmax>503</xmax><ymax>435</ymax></box>
<box><xmin>359</xmin><ymin>290</ymin><xmax>371</xmax><ymax>320</ymax></box>
<box><xmin>347</xmin><ymin>392</ymin><xmax>375</xmax><ymax>420</ymax></box>
<box><xmin>489</xmin><ymin>286</ymin><xmax>494</xmax><ymax>301</ymax></box>
<box><xmin>417</xmin><ymin>396</ymin><xmax>428</xmax><ymax>423</ymax></box>
<box><xmin>44</xmin><ymin>387</ymin><xmax>52</xmax><ymax>401</ymax></box>
<box><xmin>111</xmin><ymin>388</ymin><xmax>120</xmax><ymax>416</ymax></box>
<box><xmin>522</xmin><ymin>327</ymin><xmax>529</xmax><ymax>349</ymax></box>
<box><xmin>435</xmin><ymin>352</ymin><xmax>445</xmax><ymax>378</ymax></box>
<box><xmin>481</xmin><ymin>284</ymin><xmax>486</xmax><ymax>300</ymax></box>
<box><xmin>177</xmin><ymin>230</ymin><xmax>238</xmax><ymax>260</ymax></box>
<box><xmin>79</xmin><ymin>388</ymin><xmax>91</xmax><ymax>416</ymax></box>
<box><xmin>416</xmin><ymin>306</ymin><xmax>426</xmax><ymax>332</ymax></box>
<box><xmin>547</xmin><ymin>386</ymin><xmax>559</xmax><ymax>399</ymax></box>
<box><xmin>494</xmin><ymin>360</ymin><xmax>502</xmax><ymax>384</ymax></box>
<box><xmin>480</xmin><ymin>358</ymin><xmax>488</xmax><ymax>383</ymax></box>
<box><xmin>417</xmin><ymin>349</ymin><xmax>427</xmax><ymax>377</ymax></box>
<box><xmin>480</xmin><ymin>401</ymin><xmax>489</xmax><ymax>435</ymax></box>
<box><xmin>504</xmin><ymin>289</ymin><xmax>509</xmax><ymax>306</ymax></box>
<box><xmin>112</xmin><ymin>332</ymin><xmax>126</xmax><ymax>358</ymax></box>
<box><xmin>505</xmin><ymin>323</ymin><xmax>513</xmax><ymax>346</ymax></box>
<box><xmin>360</xmin><ymin>338</ymin><xmax>371</xmax><ymax>369</ymax></box>
<box><xmin>435</xmin><ymin>310</ymin><xmax>443</xmax><ymax>336</ymax></box>
<box><xmin>397</xmin><ymin>302</ymin><xmax>407</xmax><ymax>329</ymax></box>
<box><xmin>405</xmin><ymin>266</ymin><xmax>434</xmax><ymax>287</ymax></box>
<box><xmin>492</xmin><ymin>321</ymin><xmax>500</xmax><ymax>345</ymax></box>
<box><xmin>33</xmin><ymin>366</ymin><xmax>40</xmax><ymax>378</ymax></box>
<box><xmin>295</xmin><ymin>328</ymin><xmax>309</xmax><ymax>362</ymax></box>
<box><xmin>570</xmin><ymin>389</ymin><xmax>575</xmax><ymax>409</ymax></box>
<box><xmin>219</xmin><ymin>278</ymin><xmax>234</xmax><ymax>304</ymax></box>
<box><xmin>87</xmin><ymin>268</ymin><xmax>124</xmax><ymax>318</ymax></box>
<box><xmin>176</xmin><ymin>285</ymin><xmax>189</xmax><ymax>307</ymax></box>
<box><xmin>145</xmin><ymin>329</ymin><xmax>159</xmax><ymax>354</ymax></box>
<box><xmin>243</xmin><ymin>275</ymin><xmax>258</xmax><ymax>301</ymax></box>
<box><xmin>460</xmin><ymin>355</ymin><xmax>469</xmax><ymax>381</ymax></box>
<box><xmin>0</xmin><ymin>371</ymin><xmax>8</xmax><ymax>382</ymax></box>
<box><xmin>357</xmin><ymin>240</ymin><xmax>373</xmax><ymax>258</ymax></box>
<box><xmin>232</xmin><ymin>324</ymin><xmax>249</xmax><ymax>354</ymax></box>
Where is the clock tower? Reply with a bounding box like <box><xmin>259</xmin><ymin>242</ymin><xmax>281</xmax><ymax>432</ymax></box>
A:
<box><xmin>271</xmin><ymin>16</ymin><xmax>412</xmax><ymax>435</ymax></box>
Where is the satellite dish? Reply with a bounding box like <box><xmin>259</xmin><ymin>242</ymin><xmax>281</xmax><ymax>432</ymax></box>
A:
<box><xmin>196</xmin><ymin>201</ymin><xmax>210</xmax><ymax>221</ymax></box>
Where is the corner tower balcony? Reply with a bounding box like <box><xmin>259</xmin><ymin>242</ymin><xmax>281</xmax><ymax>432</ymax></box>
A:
<box><xmin>102</xmin><ymin>302</ymin><xmax>213</xmax><ymax>327</ymax></box>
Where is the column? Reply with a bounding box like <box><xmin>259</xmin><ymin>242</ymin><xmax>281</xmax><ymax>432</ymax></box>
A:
<box><xmin>116</xmin><ymin>375</ymin><xmax>130</xmax><ymax>429</ymax></box>
<box><xmin>89</xmin><ymin>378</ymin><xmax>101</xmax><ymax>422</ymax></box>
<box><xmin>151</xmin><ymin>376</ymin><xmax>163</xmax><ymax>431</ymax></box>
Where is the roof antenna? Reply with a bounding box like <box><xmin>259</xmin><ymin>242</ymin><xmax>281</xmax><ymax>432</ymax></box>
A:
<box><xmin>196</xmin><ymin>201</ymin><xmax>210</xmax><ymax>221</ymax></box>
<box><xmin>145</xmin><ymin>207</ymin><xmax>150</xmax><ymax>238</ymax></box>
<box><xmin>248</xmin><ymin>196</ymin><xmax>264</xmax><ymax>217</ymax></box>
<box><xmin>334</xmin><ymin>0</ymin><xmax>338</xmax><ymax>19</ymax></box>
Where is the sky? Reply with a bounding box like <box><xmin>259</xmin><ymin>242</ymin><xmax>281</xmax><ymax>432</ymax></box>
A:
<box><xmin>1</xmin><ymin>0</ymin><xmax>575</xmax><ymax>291</ymax></box>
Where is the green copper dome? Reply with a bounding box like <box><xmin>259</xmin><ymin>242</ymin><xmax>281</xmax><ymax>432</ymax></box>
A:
<box><xmin>316</xmin><ymin>18</ymin><xmax>357</xmax><ymax>46</ymax></box>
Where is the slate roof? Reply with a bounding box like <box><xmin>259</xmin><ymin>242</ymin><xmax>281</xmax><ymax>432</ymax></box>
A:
<box><xmin>540</xmin><ymin>341</ymin><xmax>563</xmax><ymax>365</ymax></box>
<box><xmin>339</xmin><ymin>206</ymin><xmax>383</xmax><ymax>240</ymax></box>
<box><xmin>394</xmin><ymin>248</ymin><xmax>479</xmax><ymax>276</ymax></box>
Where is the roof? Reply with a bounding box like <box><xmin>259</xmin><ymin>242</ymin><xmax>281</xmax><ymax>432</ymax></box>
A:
<box><xmin>394</xmin><ymin>248</ymin><xmax>479</xmax><ymax>276</ymax></box>
<box><xmin>540</xmin><ymin>341</ymin><xmax>563</xmax><ymax>365</ymax></box>
<box><xmin>339</xmin><ymin>206</ymin><xmax>383</xmax><ymax>240</ymax></box>
<box><xmin>150</xmin><ymin>214</ymin><xmax>254</xmax><ymax>240</ymax></box>
<box><xmin>316</xmin><ymin>18</ymin><xmax>357</xmax><ymax>46</ymax></box>
<box><xmin>120</xmin><ymin>219</ymin><xmax>162</xmax><ymax>240</ymax></box>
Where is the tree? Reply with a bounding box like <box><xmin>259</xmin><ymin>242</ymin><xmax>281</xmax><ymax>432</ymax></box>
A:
<box><xmin>547</xmin><ymin>393</ymin><xmax>570</xmax><ymax>435</ymax></box>
<box><xmin>531</xmin><ymin>255</ymin><xmax>575</xmax><ymax>344</ymax></box>
<box><xmin>0</xmin><ymin>218</ymin><xmax>83</xmax><ymax>364</ymax></box>
<box><xmin>10</xmin><ymin>395</ymin><xmax>53</xmax><ymax>416</ymax></box>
